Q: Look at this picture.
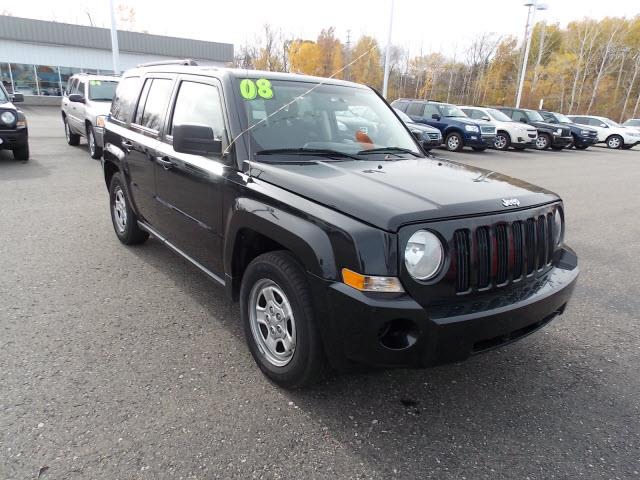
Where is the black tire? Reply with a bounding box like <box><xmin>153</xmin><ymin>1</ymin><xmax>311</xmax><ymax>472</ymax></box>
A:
<box><xmin>575</xmin><ymin>144</ymin><xmax>589</xmax><ymax>150</ymax></box>
<box><xmin>535</xmin><ymin>133</ymin><xmax>550</xmax><ymax>150</ymax></box>
<box><xmin>64</xmin><ymin>117</ymin><xmax>80</xmax><ymax>146</ymax></box>
<box><xmin>445</xmin><ymin>132</ymin><xmax>464</xmax><ymax>152</ymax></box>
<box><xmin>87</xmin><ymin>125</ymin><xmax>103</xmax><ymax>159</ymax></box>
<box><xmin>494</xmin><ymin>131</ymin><xmax>511</xmax><ymax>150</ymax></box>
<box><xmin>472</xmin><ymin>146</ymin><xmax>486</xmax><ymax>152</ymax></box>
<box><xmin>606</xmin><ymin>135</ymin><xmax>623</xmax><ymax>149</ymax></box>
<box><xmin>240</xmin><ymin>251</ymin><xmax>327</xmax><ymax>389</ymax></box>
<box><xmin>13</xmin><ymin>144</ymin><xmax>29</xmax><ymax>161</ymax></box>
<box><xmin>109</xmin><ymin>172</ymin><xmax>149</xmax><ymax>245</ymax></box>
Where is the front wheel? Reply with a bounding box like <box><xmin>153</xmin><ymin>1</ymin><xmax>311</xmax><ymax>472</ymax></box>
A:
<box><xmin>494</xmin><ymin>132</ymin><xmax>510</xmax><ymax>150</ymax></box>
<box><xmin>606</xmin><ymin>135</ymin><xmax>623</xmax><ymax>149</ymax></box>
<box><xmin>535</xmin><ymin>133</ymin><xmax>550</xmax><ymax>150</ymax></box>
<box><xmin>241</xmin><ymin>251</ymin><xmax>326</xmax><ymax>389</ymax></box>
<box><xmin>109</xmin><ymin>172</ymin><xmax>149</xmax><ymax>245</ymax></box>
<box><xmin>87</xmin><ymin>126</ymin><xmax>103</xmax><ymax>159</ymax></box>
<box><xmin>13</xmin><ymin>144</ymin><xmax>29</xmax><ymax>161</ymax></box>
<box><xmin>445</xmin><ymin>132</ymin><xmax>464</xmax><ymax>152</ymax></box>
<box><xmin>64</xmin><ymin>117</ymin><xmax>80</xmax><ymax>146</ymax></box>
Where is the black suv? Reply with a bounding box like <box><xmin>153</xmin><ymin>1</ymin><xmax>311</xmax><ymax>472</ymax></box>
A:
<box><xmin>102</xmin><ymin>63</ymin><xmax>579</xmax><ymax>388</ymax></box>
<box><xmin>0</xmin><ymin>84</ymin><xmax>29</xmax><ymax>160</ymax></box>
<box><xmin>538</xmin><ymin>110</ymin><xmax>598</xmax><ymax>150</ymax></box>
<box><xmin>498</xmin><ymin>107</ymin><xmax>572</xmax><ymax>150</ymax></box>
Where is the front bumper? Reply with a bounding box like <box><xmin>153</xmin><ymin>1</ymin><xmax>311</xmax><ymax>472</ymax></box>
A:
<box><xmin>310</xmin><ymin>247</ymin><xmax>578</xmax><ymax>370</ymax></box>
<box><xmin>551</xmin><ymin>135</ymin><xmax>573</xmax><ymax>147</ymax></box>
<box><xmin>464</xmin><ymin>132</ymin><xmax>495</xmax><ymax>147</ymax></box>
<box><xmin>94</xmin><ymin>126</ymin><xmax>105</xmax><ymax>148</ymax></box>
<box><xmin>0</xmin><ymin>128</ymin><xmax>28</xmax><ymax>150</ymax></box>
<box><xmin>574</xmin><ymin>135</ymin><xmax>598</xmax><ymax>147</ymax></box>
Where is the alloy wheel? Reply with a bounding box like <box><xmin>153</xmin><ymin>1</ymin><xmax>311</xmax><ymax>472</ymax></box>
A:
<box><xmin>495</xmin><ymin>134</ymin><xmax>508</xmax><ymax>150</ymax></box>
<box><xmin>447</xmin><ymin>136</ymin><xmax>460</xmax><ymax>151</ymax></box>
<box><xmin>88</xmin><ymin>129</ymin><xmax>95</xmax><ymax>157</ymax></box>
<box><xmin>536</xmin><ymin>135</ymin><xmax>548</xmax><ymax>149</ymax></box>
<box><xmin>112</xmin><ymin>187</ymin><xmax>127</xmax><ymax>233</ymax></box>
<box><xmin>608</xmin><ymin>136</ymin><xmax>621</xmax><ymax>149</ymax></box>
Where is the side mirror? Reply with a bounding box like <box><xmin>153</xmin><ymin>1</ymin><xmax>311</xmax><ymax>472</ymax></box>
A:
<box><xmin>173</xmin><ymin>124</ymin><xmax>222</xmax><ymax>156</ymax></box>
<box><xmin>482</xmin><ymin>115</ymin><xmax>490</xmax><ymax>121</ymax></box>
<box><xmin>68</xmin><ymin>93</ymin><xmax>85</xmax><ymax>103</ymax></box>
<box><xmin>431</xmin><ymin>113</ymin><xmax>441</xmax><ymax>121</ymax></box>
<box><xmin>520</xmin><ymin>118</ymin><xmax>528</xmax><ymax>124</ymax></box>
<box><xmin>11</xmin><ymin>93</ymin><xmax>24</xmax><ymax>103</ymax></box>
<box><xmin>599</xmin><ymin>123</ymin><xmax>607</xmax><ymax>128</ymax></box>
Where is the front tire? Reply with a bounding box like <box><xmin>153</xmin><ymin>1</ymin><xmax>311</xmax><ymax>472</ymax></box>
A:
<box><xmin>13</xmin><ymin>144</ymin><xmax>29</xmax><ymax>161</ymax></box>
<box><xmin>241</xmin><ymin>251</ymin><xmax>326</xmax><ymax>389</ymax></box>
<box><xmin>87</xmin><ymin>126</ymin><xmax>103</xmax><ymax>159</ymax></box>
<box><xmin>64</xmin><ymin>117</ymin><xmax>80</xmax><ymax>146</ymax></box>
<box><xmin>494</xmin><ymin>131</ymin><xmax>511</xmax><ymax>150</ymax></box>
<box><xmin>535</xmin><ymin>133</ymin><xmax>550</xmax><ymax>150</ymax></box>
<box><xmin>109</xmin><ymin>172</ymin><xmax>149</xmax><ymax>245</ymax></box>
<box><xmin>606</xmin><ymin>135</ymin><xmax>623</xmax><ymax>149</ymax></box>
<box><xmin>445</xmin><ymin>132</ymin><xmax>464</xmax><ymax>152</ymax></box>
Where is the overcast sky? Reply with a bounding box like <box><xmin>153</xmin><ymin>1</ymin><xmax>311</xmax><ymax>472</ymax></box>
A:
<box><xmin>2</xmin><ymin>0</ymin><xmax>639</xmax><ymax>57</ymax></box>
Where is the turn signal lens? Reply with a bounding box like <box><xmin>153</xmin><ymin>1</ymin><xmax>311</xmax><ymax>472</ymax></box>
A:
<box><xmin>341</xmin><ymin>268</ymin><xmax>404</xmax><ymax>293</ymax></box>
<box><xmin>96</xmin><ymin>115</ymin><xmax>106</xmax><ymax>128</ymax></box>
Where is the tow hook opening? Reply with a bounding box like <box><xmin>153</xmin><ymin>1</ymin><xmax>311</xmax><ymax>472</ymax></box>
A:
<box><xmin>379</xmin><ymin>318</ymin><xmax>419</xmax><ymax>350</ymax></box>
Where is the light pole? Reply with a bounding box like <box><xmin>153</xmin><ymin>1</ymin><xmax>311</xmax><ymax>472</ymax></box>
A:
<box><xmin>382</xmin><ymin>0</ymin><xmax>395</xmax><ymax>98</ymax></box>
<box><xmin>109</xmin><ymin>0</ymin><xmax>120</xmax><ymax>74</ymax></box>
<box><xmin>515</xmin><ymin>0</ymin><xmax>547</xmax><ymax>108</ymax></box>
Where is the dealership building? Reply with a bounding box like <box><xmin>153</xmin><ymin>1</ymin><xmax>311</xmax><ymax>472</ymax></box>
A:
<box><xmin>0</xmin><ymin>15</ymin><xmax>234</xmax><ymax>97</ymax></box>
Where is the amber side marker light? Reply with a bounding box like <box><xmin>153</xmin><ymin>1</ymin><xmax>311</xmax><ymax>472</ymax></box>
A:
<box><xmin>341</xmin><ymin>268</ymin><xmax>405</xmax><ymax>293</ymax></box>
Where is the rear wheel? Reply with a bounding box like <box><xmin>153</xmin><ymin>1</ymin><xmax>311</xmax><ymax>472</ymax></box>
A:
<box><xmin>87</xmin><ymin>126</ymin><xmax>103</xmax><ymax>159</ymax></box>
<box><xmin>606</xmin><ymin>135</ymin><xmax>623</xmax><ymax>149</ymax></box>
<box><xmin>241</xmin><ymin>251</ymin><xmax>326</xmax><ymax>389</ymax></box>
<box><xmin>109</xmin><ymin>172</ymin><xmax>149</xmax><ymax>245</ymax></box>
<box><xmin>12</xmin><ymin>144</ymin><xmax>29</xmax><ymax>161</ymax></box>
<box><xmin>445</xmin><ymin>132</ymin><xmax>464</xmax><ymax>152</ymax></box>
<box><xmin>494</xmin><ymin>132</ymin><xmax>510</xmax><ymax>150</ymax></box>
<box><xmin>64</xmin><ymin>117</ymin><xmax>80</xmax><ymax>146</ymax></box>
<box><xmin>535</xmin><ymin>133</ymin><xmax>550</xmax><ymax>150</ymax></box>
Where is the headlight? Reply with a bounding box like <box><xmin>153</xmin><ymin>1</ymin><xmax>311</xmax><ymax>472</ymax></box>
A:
<box><xmin>553</xmin><ymin>208</ymin><xmax>564</xmax><ymax>246</ymax></box>
<box><xmin>1</xmin><ymin>111</ymin><xmax>16</xmax><ymax>125</ymax></box>
<box><xmin>96</xmin><ymin>115</ymin><xmax>106</xmax><ymax>128</ymax></box>
<box><xmin>405</xmin><ymin>230</ymin><xmax>444</xmax><ymax>280</ymax></box>
<box><xmin>554</xmin><ymin>128</ymin><xmax>562</xmax><ymax>135</ymax></box>
<box><xmin>580</xmin><ymin>130</ymin><xmax>590</xmax><ymax>135</ymax></box>
<box><xmin>465</xmin><ymin>125</ymin><xmax>479</xmax><ymax>133</ymax></box>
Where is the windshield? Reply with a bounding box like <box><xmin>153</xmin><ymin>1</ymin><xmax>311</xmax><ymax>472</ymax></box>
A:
<box><xmin>624</xmin><ymin>119</ymin><xmax>640</xmax><ymax>126</ymax></box>
<box><xmin>239</xmin><ymin>79</ymin><xmax>421</xmax><ymax>158</ymax></box>
<box><xmin>485</xmin><ymin>108</ymin><xmax>511</xmax><ymax>122</ymax></box>
<box><xmin>552</xmin><ymin>112</ymin><xmax>572</xmax><ymax>123</ymax></box>
<box><xmin>394</xmin><ymin>108</ymin><xmax>412</xmax><ymax>123</ymax></box>
<box><xmin>525</xmin><ymin>110</ymin><xmax>544</xmax><ymax>122</ymax></box>
<box><xmin>438</xmin><ymin>104</ymin><xmax>467</xmax><ymax>118</ymax></box>
<box><xmin>603</xmin><ymin>118</ymin><xmax>621</xmax><ymax>127</ymax></box>
<box><xmin>88</xmin><ymin>80</ymin><xmax>119</xmax><ymax>101</ymax></box>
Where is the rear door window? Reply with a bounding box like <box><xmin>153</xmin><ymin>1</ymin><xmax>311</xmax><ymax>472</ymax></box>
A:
<box><xmin>139</xmin><ymin>79</ymin><xmax>173</xmax><ymax>131</ymax></box>
<box><xmin>406</xmin><ymin>102</ymin><xmax>425</xmax><ymax>117</ymax></box>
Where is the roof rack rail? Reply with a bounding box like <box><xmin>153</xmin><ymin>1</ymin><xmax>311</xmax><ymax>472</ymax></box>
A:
<box><xmin>137</xmin><ymin>59</ymin><xmax>199</xmax><ymax>67</ymax></box>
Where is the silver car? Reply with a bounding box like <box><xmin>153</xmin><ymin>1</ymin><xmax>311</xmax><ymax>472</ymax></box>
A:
<box><xmin>61</xmin><ymin>74</ymin><xmax>119</xmax><ymax>159</ymax></box>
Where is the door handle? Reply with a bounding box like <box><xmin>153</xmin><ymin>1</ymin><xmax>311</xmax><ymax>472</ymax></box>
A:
<box><xmin>155</xmin><ymin>155</ymin><xmax>174</xmax><ymax>170</ymax></box>
<box><xmin>121</xmin><ymin>140</ymin><xmax>133</xmax><ymax>148</ymax></box>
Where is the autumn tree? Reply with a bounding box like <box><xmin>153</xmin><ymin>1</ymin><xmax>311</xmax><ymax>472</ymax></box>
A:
<box><xmin>350</xmin><ymin>36</ymin><xmax>382</xmax><ymax>89</ymax></box>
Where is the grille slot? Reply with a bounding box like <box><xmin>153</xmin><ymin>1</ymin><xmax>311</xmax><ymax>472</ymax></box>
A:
<box><xmin>476</xmin><ymin>227</ymin><xmax>491</xmax><ymax>289</ymax></box>
<box><xmin>525</xmin><ymin>218</ymin><xmax>537</xmax><ymax>275</ymax></box>
<box><xmin>537</xmin><ymin>215</ymin><xmax>547</xmax><ymax>270</ymax></box>
<box><xmin>454</xmin><ymin>230</ymin><xmax>470</xmax><ymax>292</ymax></box>
<box><xmin>495</xmin><ymin>224</ymin><xmax>508</xmax><ymax>285</ymax></box>
<box><xmin>512</xmin><ymin>221</ymin><xmax>524</xmax><ymax>280</ymax></box>
<box><xmin>546</xmin><ymin>213</ymin><xmax>554</xmax><ymax>265</ymax></box>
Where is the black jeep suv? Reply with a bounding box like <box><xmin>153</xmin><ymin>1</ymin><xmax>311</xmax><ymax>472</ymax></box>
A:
<box><xmin>537</xmin><ymin>110</ymin><xmax>598</xmax><ymax>150</ymax></box>
<box><xmin>498</xmin><ymin>107</ymin><xmax>573</xmax><ymax>150</ymax></box>
<box><xmin>102</xmin><ymin>63</ymin><xmax>579</xmax><ymax>388</ymax></box>
<box><xmin>0</xmin><ymin>84</ymin><xmax>29</xmax><ymax>160</ymax></box>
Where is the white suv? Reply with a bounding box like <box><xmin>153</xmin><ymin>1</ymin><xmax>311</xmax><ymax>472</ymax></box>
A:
<box><xmin>460</xmin><ymin>106</ymin><xmax>537</xmax><ymax>151</ymax></box>
<box><xmin>568</xmin><ymin>115</ymin><xmax>640</xmax><ymax>149</ymax></box>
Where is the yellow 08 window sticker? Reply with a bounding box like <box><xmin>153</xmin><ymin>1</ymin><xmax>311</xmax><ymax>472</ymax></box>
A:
<box><xmin>240</xmin><ymin>78</ymin><xmax>273</xmax><ymax>100</ymax></box>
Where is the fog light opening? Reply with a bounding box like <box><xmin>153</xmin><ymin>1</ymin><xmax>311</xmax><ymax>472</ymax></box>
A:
<box><xmin>378</xmin><ymin>319</ymin><xmax>419</xmax><ymax>350</ymax></box>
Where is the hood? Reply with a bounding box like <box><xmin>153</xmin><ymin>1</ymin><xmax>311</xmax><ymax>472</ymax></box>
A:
<box><xmin>448</xmin><ymin>116</ymin><xmax>479</xmax><ymax>127</ymax></box>
<box><xmin>406</xmin><ymin>121</ymin><xmax>440</xmax><ymax>134</ymax></box>
<box><xmin>0</xmin><ymin>101</ymin><xmax>16</xmax><ymax>110</ymax></box>
<box><xmin>530</xmin><ymin>120</ymin><xmax>566</xmax><ymax>131</ymax></box>
<box><xmin>246</xmin><ymin>157</ymin><xmax>558</xmax><ymax>232</ymax></box>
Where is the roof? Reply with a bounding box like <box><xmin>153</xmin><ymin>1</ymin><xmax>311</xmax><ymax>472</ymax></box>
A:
<box><xmin>0</xmin><ymin>15</ymin><xmax>233</xmax><ymax>63</ymax></box>
<box><xmin>70</xmin><ymin>73</ymin><xmax>120</xmax><ymax>82</ymax></box>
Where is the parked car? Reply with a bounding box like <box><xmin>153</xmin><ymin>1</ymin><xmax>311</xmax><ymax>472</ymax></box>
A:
<box><xmin>460</xmin><ymin>106</ymin><xmax>537</xmax><ymax>151</ymax></box>
<box><xmin>568</xmin><ymin>115</ymin><xmax>640</xmax><ymax>149</ymax></box>
<box><xmin>102</xmin><ymin>63</ymin><xmax>579</xmax><ymax>388</ymax></box>
<box><xmin>622</xmin><ymin>118</ymin><xmax>640</xmax><ymax>133</ymax></box>
<box><xmin>394</xmin><ymin>108</ymin><xmax>442</xmax><ymax>150</ymax></box>
<box><xmin>0</xmin><ymin>83</ymin><xmax>29</xmax><ymax>160</ymax></box>
<box><xmin>62</xmin><ymin>74</ymin><xmax>119</xmax><ymax>159</ymax></box>
<box><xmin>497</xmin><ymin>107</ymin><xmax>572</xmax><ymax>150</ymax></box>
<box><xmin>391</xmin><ymin>99</ymin><xmax>496</xmax><ymax>152</ymax></box>
<box><xmin>538</xmin><ymin>111</ymin><xmax>598</xmax><ymax>150</ymax></box>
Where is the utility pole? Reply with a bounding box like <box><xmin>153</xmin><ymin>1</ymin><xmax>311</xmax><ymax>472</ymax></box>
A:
<box><xmin>109</xmin><ymin>0</ymin><xmax>120</xmax><ymax>74</ymax></box>
<box><xmin>382</xmin><ymin>0</ymin><xmax>395</xmax><ymax>98</ymax></box>
<box><xmin>515</xmin><ymin>0</ymin><xmax>547</xmax><ymax>107</ymax></box>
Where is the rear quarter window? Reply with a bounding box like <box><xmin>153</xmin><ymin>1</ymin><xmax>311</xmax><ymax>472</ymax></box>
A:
<box><xmin>110</xmin><ymin>76</ymin><xmax>142</xmax><ymax>124</ymax></box>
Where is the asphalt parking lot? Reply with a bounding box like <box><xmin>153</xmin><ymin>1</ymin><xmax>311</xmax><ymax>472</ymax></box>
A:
<box><xmin>1</xmin><ymin>106</ymin><xmax>639</xmax><ymax>480</ymax></box>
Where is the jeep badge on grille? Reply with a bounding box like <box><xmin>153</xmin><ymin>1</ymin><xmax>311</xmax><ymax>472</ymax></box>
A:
<box><xmin>502</xmin><ymin>198</ymin><xmax>520</xmax><ymax>207</ymax></box>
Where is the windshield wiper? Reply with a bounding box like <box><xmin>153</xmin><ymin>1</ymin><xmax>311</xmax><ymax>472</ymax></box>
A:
<box><xmin>357</xmin><ymin>146</ymin><xmax>421</xmax><ymax>157</ymax></box>
<box><xmin>255</xmin><ymin>148</ymin><xmax>361</xmax><ymax>160</ymax></box>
